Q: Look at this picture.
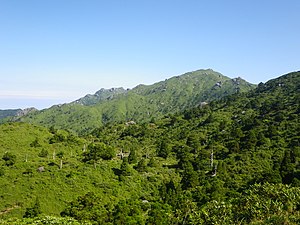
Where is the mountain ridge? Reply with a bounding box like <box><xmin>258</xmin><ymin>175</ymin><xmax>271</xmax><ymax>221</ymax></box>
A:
<box><xmin>0</xmin><ymin>108</ymin><xmax>37</xmax><ymax>122</ymax></box>
<box><xmin>0</xmin><ymin>71</ymin><xmax>299</xmax><ymax>223</ymax></box>
<box><xmin>17</xmin><ymin>69</ymin><xmax>255</xmax><ymax>133</ymax></box>
<box><xmin>0</xmin><ymin>109</ymin><xmax>21</xmax><ymax>120</ymax></box>
<box><xmin>73</xmin><ymin>87</ymin><xmax>128</xmax><ymax>106</ymax></box>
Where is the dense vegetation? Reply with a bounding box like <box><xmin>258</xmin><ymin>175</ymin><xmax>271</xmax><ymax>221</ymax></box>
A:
<box><xmin>0</xmin><ymin>71</ymin><xmax>299</xmax><ymax>224</ymax></box>
<box><xmin>0</xmin><ymin>109</ymin><xmax>21</xmax><ymax>120</ymax></box>
<box><xmin>17</xmin><ymin>69</ymin><xmax>255</xmax><ymax>134</ymax></box>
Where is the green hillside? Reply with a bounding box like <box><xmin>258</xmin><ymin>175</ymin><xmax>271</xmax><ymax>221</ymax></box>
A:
<box><xmin>0</xmin><ymin>109</ymin><xmax>21</xmax><ymax>121</ymax></box>
<box><xmin>0</xmin><ymin>71</ymin><xmax>299</xmax><ymax>224</ymax></box>
<box><xmin>19</xmin><ymin>69</ymin><xmax>255</xmax><ymax>134</ymax></box>
<box><xmin>74</xmin><ymin>87</ymin><xmax>128</xmax><ymax>106</ymax></box>
<box><xmin>0</xmin><ymin>108</ymin><xmax>38</xmax><ymax>123</ymax></box>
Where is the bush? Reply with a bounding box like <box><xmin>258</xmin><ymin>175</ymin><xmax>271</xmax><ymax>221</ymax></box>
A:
<box><xmin>0</xmin><ymin>167</ymin><xmax>5</xmax><ymax>176</ymax></box>
<box><xmin>2</xmin><ymin>152</ymin><xmax>16</xmax><ymax>166</ymax></box>
<box><xmin>30</xmin><ymin>138</ymin><xmax>41</xmax><ymax>148</ymax></box>
<box><xmin>38</xmin><ymin>149</ymin><xmax>49</xmax><ymax>158</ymax></box>
<box><xmin>24</xmin><ymin>199</ymin><xmax>41</xmax><ymax>218</ymax></box>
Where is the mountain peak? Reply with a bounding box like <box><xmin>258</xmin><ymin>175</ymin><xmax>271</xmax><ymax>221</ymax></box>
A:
<box><xmin>74</xmin><ymin>87</ymin><xmax>127</xmax><ymax>106</ymax></box>
<box><xmin>19</xmin><ymin>69</ymin><xmax>256</xmax><ymax>133</ymax></box>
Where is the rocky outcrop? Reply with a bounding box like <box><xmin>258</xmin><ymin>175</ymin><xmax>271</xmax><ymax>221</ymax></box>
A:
<box><xmin>16</xmin><ymin>107</ymin><xmax>38</xmax><ymax>117</ymax></box>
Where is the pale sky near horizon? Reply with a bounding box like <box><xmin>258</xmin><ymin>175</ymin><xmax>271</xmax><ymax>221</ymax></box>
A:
<box><xmin>0</xmin><ymin>0</ymin><xmax>299</xmax><ymax>109</ymax></box>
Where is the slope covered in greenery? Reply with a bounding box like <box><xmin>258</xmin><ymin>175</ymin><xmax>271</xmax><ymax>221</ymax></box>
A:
<box><xmin>0</xmin><ymin>71</ymin><xmax>299</xmax><ymax>224</ymax></box>
<box><xmin>0</xmin><ymin>109</ymin><xmax>21</xmax><ymax>120</ymax></box>
<box><xmin>73</xmin><ymin>87</ymin><xmax>128</xmax><ymax>106</ymax></box>
<box><xmin>0</xmin><ymin>108</ymin><xmax>38</xmax><ymax>124</ymax></box>
<box><xmin>0</xmin><ymin>122</ymin><xmax>179</xmax><ymax>224</ymax></box>
<box><xmin>19</xmin><ymin>69</ymin><xmax>255</xmax><ymax>134</ymax></box>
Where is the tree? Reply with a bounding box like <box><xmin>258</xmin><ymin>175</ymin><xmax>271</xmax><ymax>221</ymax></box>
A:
<box><xmin>148</xmin><ymin>157</ymin><xmax>158</xmax><ymax>167</ymax></box>
<box><xmin>112</xmin><ymin>199</ymin><xmax>145</xmax><ymax>224</ymax></box>
<box><xmin>24</xmin><ymin>198</ymin><xmax>41</xmax><ymax>218</ymax></box>
<box><xmin>157</xmin><ymin>139</ymin><xmax>171</xmax><ymax>159</ymax></box>
<box><xmin>119</xmin><ymin>157</ymin><xmax>131</xmax><ymax>181</ymax></box>
<box><xmin>226</xmin><ymin>140</ymin><xmax>240</xmax><ymax>153</ymax></box>
<box><xmin>128</xmin><ymin>148</ymin><xmax>137</xmax><ymax>164</ymax></box>
<box><xmin>61</xmin><ymin>192</ymin><xmax>109</xmax><ymax>223</ymax></box>
<box><xmin>38</xmin><ymin>148</ymin><xmax>48</xmax><ymax>158</ymax></box>
<box><xmin>236</xmin><ymin>183</ymin><xmax>300</xmax><ymax>224</ymax></box>
<box><xmin>176</xmin><ymin>146</ymin><xmax>193</xmax><ymax>170</ymax></box>
<box><xmin>280</xmin><ymin>150</ymin><xmax>295</xmax><ymax>184</ymax></box>
<box><xmin>30</xmin><ymin>138</ymin><xmax>41</xmax><ymax>148</ymax></box>
<box><xmin>243</xmin><ymin>130</ymin><xmax>258</xmax><ymax>150</ymax></box>
<box><xmin>231</xmin><ymin>127</ymin><xmax>243</xmax><ymax>139</ymax></box>
<box><xmin>181</xmin><ymin>161</ymin><xmax>199</xmax><ymax>190</ymax></box>
<box><xmin>2</xmin><ymin>152</ymin><xmax>16</xmax><ymax>166</ymax></box>
<box><xmin>100</xmin><ymin>145</ymin><xmax>115</xmax><ymax>160</ymax></box>
<box><xmin>147</xmin><ymin>202</ymin><xmax>172</xmax><ymax>225</ymax></box>
<box><xmin>186</xmin><ymin>133</ymin><xmax>200</xmax><ymax>153</ymax></box>
<box><xmin>135</xmin><ymin>159</ymin><xmax>147</xmax><ymax>172</ymax></box>
<box><xmin>49</xmin><ymin>132</ymin><xmax>67</xmax><ymax>144</ymax></box>
<box><xmin>160</xmin><ymin>180</ymin><xmax>182</xmax><ymax>207</ymax></box>
<box><xmin>0</xmin><ymin>166</ymin><xmax>5</xmax><ymax>176</ymax></box>
<box><xmin>49</xmin><ymin>126</ymin><xmax>56</xmax><ymax>134</ymax></box>
<box><xmin>83</xmin><ymin>143</ymin><xmax>101</xmax><ymax>169</ymax></box>
<box><xmin>83</xmin><ymin>142</ymin><xmax>115</xmax><ymax>169</ymax></box>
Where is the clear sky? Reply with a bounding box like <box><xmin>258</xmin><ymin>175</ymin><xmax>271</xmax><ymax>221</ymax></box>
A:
<box><xmin>0</xmin><ymin>0</ymin><xmax>299</xmax><ymax>109</ymax></box>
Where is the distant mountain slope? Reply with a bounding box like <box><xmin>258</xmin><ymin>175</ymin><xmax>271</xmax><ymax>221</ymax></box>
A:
<box><xmin>0</xmin><ymin>109</ymin><xmax>21</xmax><ymax>120</ymax></box>
<box><xmin>0</xmin><ymin>71</ymin><xmax>299</xmax><ymax>223</ymax></box>
<box><xmin>20</xmin><ymin>69</ymin><xmax>255</xmax><ymax>133</ymax></box>
<box><xmin>0</xmin><ymin>108</ymin><xmax>38</xmax><ymax>122</ymax></box>
<box><xmin>74</xmin><ymin>87</ymin><xmax>128</xmax><ymax>106</ymax></box>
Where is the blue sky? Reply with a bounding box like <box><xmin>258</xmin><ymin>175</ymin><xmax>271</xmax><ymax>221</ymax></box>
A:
<box><xmin>0</xmin><ymin>0</ymin><xmax>299</xmax><ymax>109</ymax></box>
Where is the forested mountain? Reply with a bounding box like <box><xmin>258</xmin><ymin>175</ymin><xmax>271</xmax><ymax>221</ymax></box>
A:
<box><xmin>18</xmin><ymin>69</ymin><xmax>255</xmax><ymax>133</ymax></box>
<box><xmin>0</xmin><ymin>108</ymin><xmax>38</xmax><ymax>122</ymax></box>
<box><xmin>73</xmin><ymin>87</ymin><xmax>128</xmax><ymax>106</ymax></box>
<box><xmin>0</xmin><ymin>109</ymin><xmax>21</xmax><ymax>120</ymax></box>
<box><xmin>0</xmin><ymin>71</ymin><xmax>299</xmax><ymax>224</ymax></box>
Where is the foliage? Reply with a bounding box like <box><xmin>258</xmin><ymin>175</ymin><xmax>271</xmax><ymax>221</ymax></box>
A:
<box><xmin>20</xmin><ymin>69</ymin><xmax>255</xmax><ymax>133</ymax></box>
<box><xmin>0</xmin><ymin>166</ymin><xmax>5</xmax><ymax>176</ymax></box>
<box><xmin>0</xmin><ymin>216</ymin><xmax>88</xmax><ymax>225</ymax></box>
<box><xmin>0</xmin><ymin>109</ymin><xmax>21</xmax><ymax>121</ymax></box>
<box><xmin>128</xmin><ymin>148</ymin><xmax>137</xmax><ymax>164</ymax></box>
<box><xmin>0</xmin><ymin>71</ymin><xmax>299</xmax><ymax>224</ymax></box>
<box><xmin>30</xmin><ymin>138</ymin><xmax>42</xmax><ymax>148</ymax></box>
<box><xmin>2</xmin><ymin>152</ymin><xmax>16</xmax><ymax>166</ymax></box>
<box><xmin>23</xmin><ymin>199</ymin><xmax>41</xmax><ymax>218</ymax></box>
<box><xmin>134</xmin><ymin>158</ymin><xmax>148</xmax><ymax>172</ymax></box>
<box><xmin>83</xmin><ymin>142</ymin><xmax>115</xmax><ymax>167</ymax></box>
<box><xmin>38</xmin><ymin>148</ymin><xmax>48</xmax><ymax>158</ymax></box>
<box><xmin>61</xmin><ymin>192</ymin><xmax>110</xmax><ymax>223</ymax></box>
